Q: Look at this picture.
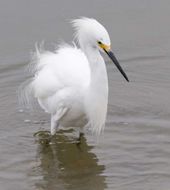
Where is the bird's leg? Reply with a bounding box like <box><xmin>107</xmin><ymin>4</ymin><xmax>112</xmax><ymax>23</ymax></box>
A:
<box><xmin>50</xmin><ymin>107</ymin><xmax>69</xmax><ymax>135</ymax></box>
<box><xmin>78</xmin><ymin>132</ymin><xmax>84</xmax><ymax>143</ymax></box>
<box><xmin>50</xmin><ymin>116</ymin><xmax>59</xmax><ymax>135</ymax></box>
<box><xmin>76</xmin><ymin>132</ymin><xmax>84</xmax><ymax>149</ymax></box>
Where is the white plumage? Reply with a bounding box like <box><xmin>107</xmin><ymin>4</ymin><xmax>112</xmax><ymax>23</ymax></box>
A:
<box><xmin>22</xmin><ymin>17</ymin><xmax>129</xmax><ymax>135</ymax></box>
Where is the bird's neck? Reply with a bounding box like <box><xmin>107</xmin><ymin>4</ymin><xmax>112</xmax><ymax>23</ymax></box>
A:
<box><xmin>83</xmin><ymin>45</ymin><xmax>108</xmax><ymax>134</ymax></box>
<box><xmin>84</xmin><ymin>46</ymin><xmax>101</xmax><ymax>70</ymax></box>
<box><xmin>83</xmin><ymin>46</ymin><xmax>108</xmax><ymax>89</ymax></box>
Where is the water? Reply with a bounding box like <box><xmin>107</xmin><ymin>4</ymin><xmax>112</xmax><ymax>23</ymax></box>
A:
<box><xmin>0</xmin><ymin>0</ymin><xmax>170</xmax><ymax>189</ymax></box>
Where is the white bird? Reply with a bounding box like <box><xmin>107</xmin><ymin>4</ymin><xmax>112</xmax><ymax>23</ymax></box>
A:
<box><xmin>23</xmin><ymin>17</ymin><xmax>129</xmax><ymax>136</ymax></box>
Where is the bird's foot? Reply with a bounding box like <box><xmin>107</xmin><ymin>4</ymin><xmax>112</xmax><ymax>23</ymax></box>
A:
<box><xmin>76</xmin><ymin>132</ymin><xmax>84</xmax><ymax>147</ymax></box>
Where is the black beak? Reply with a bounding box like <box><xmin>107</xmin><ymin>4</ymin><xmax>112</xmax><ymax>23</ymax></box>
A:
<box><xmin>104</xmin><ymin>49</ymin><xmax>129</xmax><ymax>82</ymax></box>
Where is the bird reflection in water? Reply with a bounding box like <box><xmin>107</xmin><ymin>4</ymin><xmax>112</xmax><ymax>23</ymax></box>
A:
<box><xmin>33</xmin><ymin>130</ymin><xmax>106</xmax><ymax>190</ymax></box>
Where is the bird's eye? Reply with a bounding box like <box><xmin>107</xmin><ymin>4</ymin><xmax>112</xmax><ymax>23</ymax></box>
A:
<box><xmin>98</xmin><ymin>41</ymin><xmax>102</xmax><ymax>45</ymax></box>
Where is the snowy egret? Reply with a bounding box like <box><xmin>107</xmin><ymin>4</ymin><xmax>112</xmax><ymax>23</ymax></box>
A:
<box><xmin>23</xmin><ymin>17</ymin><xmax>129</xmax><ymax>135</ymax></box>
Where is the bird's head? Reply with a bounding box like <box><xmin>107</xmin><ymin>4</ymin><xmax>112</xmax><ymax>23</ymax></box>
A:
<box><xmin>72</xmin><ymin>17</ymin><xmax>110</xmax><ymax>50</ymax></box>
<box><xmin>72</xmin><ymin>17</ymin><xmax>129</xmax><ymax>82</ymax></box>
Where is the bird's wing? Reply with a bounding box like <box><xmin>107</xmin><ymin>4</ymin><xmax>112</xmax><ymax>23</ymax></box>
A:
<box><xmin>31</xmin><ymin>44</ymin><xmax>90</xmax><ymax>99</ymax></box>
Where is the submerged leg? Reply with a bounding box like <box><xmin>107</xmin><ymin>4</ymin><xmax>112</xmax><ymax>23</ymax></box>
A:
<box><xmin>79</xmin><ymin>132</ymin><xmax>84</xmax><ymax>140</ymax></box>
<box><xmin>50</xmin><ymin>116</ymin><xmax>59</xmax><ymax>135</ymax></box>
<box><xmin>50</xmin><ymin>107</ymin><xmax>69</xmax><ymax>135</ymax></box>
<box><xmin>77</xmin><ymin>132</ymin><xmax>84</xmax><ymax>143</ymax></box>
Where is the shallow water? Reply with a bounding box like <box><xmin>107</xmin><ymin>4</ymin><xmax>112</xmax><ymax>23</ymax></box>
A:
<box><xmin>1</xmin><ymin>0</ymin><xmax>170</xmax><ymax>189</ymax></box>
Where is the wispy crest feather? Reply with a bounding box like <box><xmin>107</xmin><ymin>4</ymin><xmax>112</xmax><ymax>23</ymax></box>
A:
<box><xmin>71</xmin><ymin>17</ymin><xmax>98</xmax><ymax>45</ymax></box>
